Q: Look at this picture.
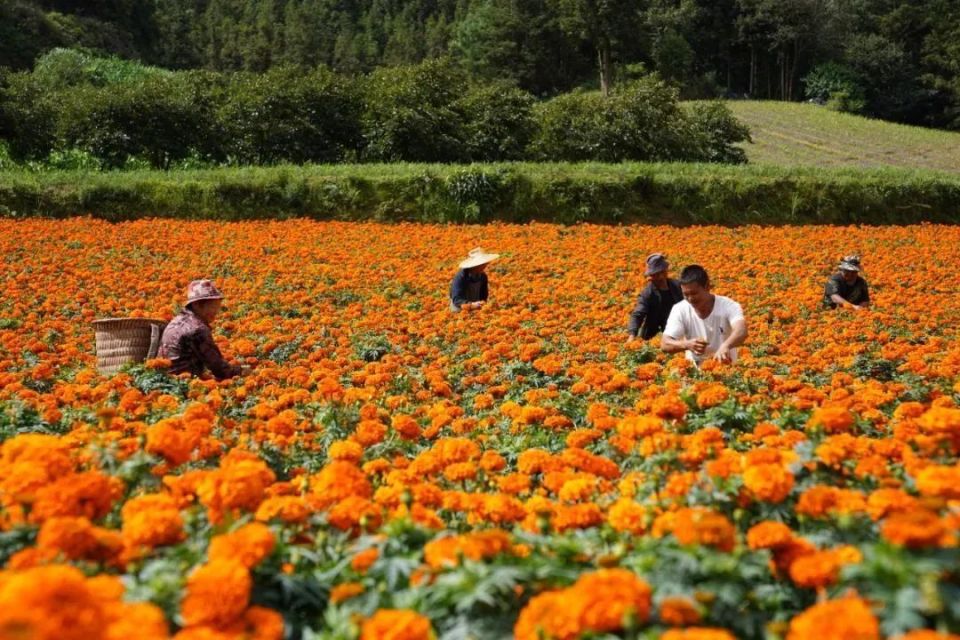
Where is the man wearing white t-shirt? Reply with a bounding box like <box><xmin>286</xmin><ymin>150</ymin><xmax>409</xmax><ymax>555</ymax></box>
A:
<box><xmin>661</xmin><ymin>265</ymin><xmax>748</xmax><ymax>365</ymax></box>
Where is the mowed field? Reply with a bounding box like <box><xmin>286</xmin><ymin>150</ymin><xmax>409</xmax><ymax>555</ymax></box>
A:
<box><xmin>726</xmin><ymin>101</ymin><xmax>960</xmax><ymax>174</ymax></box>
<box><xmin>1</xmin><ymin>219</ymin><xmax>960</xmax><ymax>639</ymax></box>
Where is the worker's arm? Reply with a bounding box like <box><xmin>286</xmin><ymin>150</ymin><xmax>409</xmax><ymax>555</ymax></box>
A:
<box><xmin>661</xmin><ymin>334</ymin><xmax>693</xmax><ymax>354</ymax></box>
<box><xmin>194</xmin><ymin>329</ymin><xmax>242</xmax><ymax>379</ymax></box>
<box><xmin>713</xmin><ymin>318</ymin><xmax>748</xmax><ymax>362</ymax></box>
<box><xmin>627</xmin><ymin>289</ymin><xmax>652</xmax><ymax>341</ymax></box>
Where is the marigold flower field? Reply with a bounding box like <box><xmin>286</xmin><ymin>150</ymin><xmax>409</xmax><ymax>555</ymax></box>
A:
<box><xmin>1</xmin><ymin>219</ymin><xmax>960</xmax><ymax>640</ymax></box>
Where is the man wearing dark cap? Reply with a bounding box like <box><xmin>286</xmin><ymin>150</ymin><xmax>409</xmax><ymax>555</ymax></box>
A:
<box><xmin>626</xmin><ymin>253</ymin><xmax>683</xmax><ymax>342</ymax></box>
<box><xmin>823</xmin><ymin>255</ymin><xmax>870</xmax><ymax>311</ymax></box>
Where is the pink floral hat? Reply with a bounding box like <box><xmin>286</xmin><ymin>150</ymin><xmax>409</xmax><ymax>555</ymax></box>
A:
<box><xmin>186</xmin><ymin>279</ymin><xmax>224</xmax><ymax>306</ymax></box>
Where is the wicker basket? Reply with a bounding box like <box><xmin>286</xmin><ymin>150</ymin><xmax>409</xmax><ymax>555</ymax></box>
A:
<box><xmin>93</xmin><ymin>318</ymin><xmax>168</xmax><ymax>375</ymax></box>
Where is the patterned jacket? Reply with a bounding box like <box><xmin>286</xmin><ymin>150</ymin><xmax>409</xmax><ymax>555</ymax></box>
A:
<box><xmin>158</xmin><ymin>309</ymin><xmax>241</xmax><ymax>379</ymax></box>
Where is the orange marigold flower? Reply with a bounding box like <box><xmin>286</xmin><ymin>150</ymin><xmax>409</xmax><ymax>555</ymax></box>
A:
<box><xmin>786</xmin><ymin>596</ymin><xmax>879</xmax><ymax>640</ymax></box>
<box><xmin>37</xmin><ymin>516</ymin><xmax>121</xmax><ymax>562</ymax></box>
<box><xmin>807</xmin><ymin>406</ymin><xmax>855</xmax><ymax>434</ymax></box>
<box><xmin>788</xmin><ymin>548</ymin><xmax>860</xmax><ymax>589</ymax></box>
<box><xmin>329</xmin><ymin>440</ymin><xmax>364</xmax><ymax>463</ymax></box>
<box><xmin>351</xmin><ymin>547</ymin><xmax>379</xmax><ymax>573</ymax></box>
<box><xmin>696</xmin><ymin>384</ymin><xmax>729</xmax><ymax>409</ymax></box>
<box><xmin>670</xmin><ymin>508</ymin><xmax>736</xmax><ymax>552</ymax></box>
<box><xmin>30</xmin><ymin>471</ymin><xmax>124</xmax><ymax>524</ymax></box>
<box><xmin>746</xmin><ymin>521</ymin><xmax>793</xmax><ymax>550</ymax></box>
<box><xmin>361</xmin><ymin>609</ymin><xmax>434</xmax><ymax>640</ymax></box>
<box><xmin>255</xmin><ymin>495</ymin><xmax>311</xmax><ymax>524</ymax></box>
<box><xmin>608</xmin><ymin>498</ymin><xmax>646</xmax><ymax>535</ymax></box>
<box><xmin>659</xmin><ymin>628</ymin><xmax>737</xmax><ymax>640</ymax></box>
<box><xmin>330</xmin><ymin>582</ymin><xmax>365</xmax><ymax>604</ymax></box>
<box><xmin>181</xmin><ymin>559</ymin><xmax>251</xmax><ymax>628</ymax></box>
<box><xmin>742</xmin><ymin>463</ymin><xmax>794</xmax><ymax>503</ymax></box>
<box><xmin>209</xmin><ymin>522</ymin><xmax>276</xmax><ymax>569</ymax></box>
<box><xmin>327</xmin><ymin>496</ymin><xmax>382</xmax><ymax>532</ymax></box>
<box><xmin>652</xmin><ymin>395</ymin><xmax>687</xmax><ymax>420</ymax></box>
<box><xmin>915</xmin><ymin>465</ymin><xmax>960</xmax><ymax>500</ymax></box>
<box><xmin>659</xmin><ymin>596</ymin><xmax>702</xmax><ymax>626</ymax></box>
<box><xmin>121</xmin><ymin>493</ymin><xmax>185</xmax><ymax>550</ymax></box>
<box><xmin>0</xmin><ymin>564</ymin><xmax>107</xmax><ymax>640</ymax></box>
<box><xmin>309</xmin><ymin>461</ymin><xmax>372</xmax><ymax>509</ymax></box>
<box><xmin>881</xmin><ymin>510</ymin><xmax>953</xmax><ymax>549</ymax></box>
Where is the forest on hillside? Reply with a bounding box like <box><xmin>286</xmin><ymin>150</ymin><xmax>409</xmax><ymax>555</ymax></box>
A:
<box><xmin>1</xmin><ymin>0</ymin><xmax>959</xmax><ymax>129</ymax></box>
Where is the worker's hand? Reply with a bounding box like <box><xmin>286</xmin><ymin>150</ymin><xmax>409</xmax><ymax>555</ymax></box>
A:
<box><xmin>626</xmin><ymin>335</ymin><xmax>636</xmax><ymax>344</ymax></box>
<box><xmin>687</xmin><ymin>338</ymin><xmax>709</xmax><ymax>355</ymax></box>
<box><xmin>239</xmin><ymin>365</ymin><xmax>253</xmax><ymax>376</ymax></box>
<box><xmin>853</xmin><ymin>304</ymin><xmax>868</xmax><ymax>312</ymax></box>
<box><xmin>470</xmin><ymin>301</ymin><xmax>485</xmax><ymax>310</ymax></box>
<box><xmin>712</xmin><ymin>348</ymin><xmax>732</xmax><ymax>363</ymax></box>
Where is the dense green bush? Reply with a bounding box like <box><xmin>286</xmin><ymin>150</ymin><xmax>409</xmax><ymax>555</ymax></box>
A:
<box><xmin>686</xmin><ymin>101</ymin><xmax>751</xmax><ymax>164</ymax></box>
<box><xmin>57</xmin><ymin>73</ymin><xmax>218</xmax><ymax>168</ymax></box>
<box><xmin>0</xmin><ymin>51</ymin><xmax>752</xmax><ymax>168</ymax></box>
<box><xmin>802</xmin><ymin>62</ymin><xmax>866</xmax><ymax>113</ymax></box>
<box><xmin>531</xmin><ymin>78</ymin><xmax>747</xmax><ymax>163</ymax></box>
<box><xmin>218</xmin><ymin>67</ymin><xmax>362</xmax><ymax>165</ymax></box>
<box><xmin>0</xmin><ymin>71</ymin><xmax>58</xmax><ymax>161</ymax></box>
<box><xmin>360</xmin><ymin>60</ymin><xmax>469</xmax><ymax>162</ymax></box>
<box><xmin>456</xmin><ymin>83</ymin><xmax>536</xmax><ymax>161</ymax></box>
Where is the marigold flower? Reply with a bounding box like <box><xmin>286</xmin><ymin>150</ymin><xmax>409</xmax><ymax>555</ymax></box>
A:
<box><xmin>361</xmin><ymin>609</ymin><xmax>434</xmax><ymax>640</ymax></box>
<box><xmin>659</xmin><ymin>596</ymin><xmax>702</xmax><ymax>626</ymax></box>
<box><xmin>181</xmin><ymin>559</ymin><xmax>251</xmax><ymax>628</ymax></box>
<box><xmin>660</xmin><ymin>629</ymin><xmax>737</xmax><ymax>640</ymax></box>
<box><xmin>0</xmin><ymin>564</ymin><xmax>106</xmax><ymax>640</ymax></box>
<box><xmin>786</xmin><ymin>596</ymin><xmax>879</xmax><ymax>640</ymax></box>
<box><xmin>209</xmin><ymin>522</ymin><xmax>276</xmax><ymax>568</ymax></box>
<box><xmin>746</xmin><ymin>521</ymin><xmax>793</xmax><ymax>550</ymax></box>
<box><xmin>121</xmin><ymin>493</ymin><xmax>185</xmax><ymax>550</ymax></box>
<box><xmin>742</xmin><ymin>463</ymin><xmax>794</xmax><ymax>503</ymax></box>
<box><xmin>881</xmin><ymin>510</ymin><xmax>953</xmax><ymax>548</ymax></box>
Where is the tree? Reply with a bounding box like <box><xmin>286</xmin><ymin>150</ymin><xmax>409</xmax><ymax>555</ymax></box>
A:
<box><xmin>549</xmin><ymin>0</ymin><xmax>644</xmax><ymax>95</ymax></box>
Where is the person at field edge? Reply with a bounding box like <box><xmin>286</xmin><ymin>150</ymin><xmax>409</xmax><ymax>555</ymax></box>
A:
<box><xmin>823</xmin><ymin>255</ymin><xmax>870</xmax><ymax>311</ymax></box>
<box><xmin>449</xmin><ymin>248</ymin><xmax>499</xmax><ymax>312</ymax></box>
<box><xmin>626</xmin><ymin>253</ymin><xmax>683</xmax><ymax>342</ymax></box>
<box><xmin>661</xmin><ymin>264</ymin><xmax>748</xmax><ymax>365</ymax></box>
<box><xmin>158</xmin><ymin>279</ymin><xmax>244</xmax><ymax>379</ymax></box>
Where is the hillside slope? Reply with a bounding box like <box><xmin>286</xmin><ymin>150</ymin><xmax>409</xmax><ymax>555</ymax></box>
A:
<box><xmin>725</xmin><ymin>101</ymin><xmax>960</xmax><ymax>174</ymax></box>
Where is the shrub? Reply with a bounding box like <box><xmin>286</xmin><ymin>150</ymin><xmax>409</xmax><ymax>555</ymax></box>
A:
<box><xmin>218</xmin><ymin>66</ymin><xmax>362</xmax><ymax>165</ymax></box>
<box><xmin>686</xmin><ymin>101</ymin><xmax>751</xmax><ymax>164</ymax></box>
<box><xmin>803</xmin><ymin>62</ymin><xmax>866</xmax><ymax>113</ymax></box>
<box><xmin>31</xmin><ymin>48</ymin><xmax>171</xmax><ymax>89</ymax></box>
<box><xmin>456</xmin><ymin>83</ymin><xmax>536</xmax><ymax>161</ymax></box>
<box><xmin>0</xmin><ymin>72</ymin><xmax>58</xmax><ymax>161</ymax></box>
<box><xmin>57</xmin><ymin>73</ymin><xmax>219</xmax><ymax>168</ymax></box>
<box><xmin>530</xmin><ymin>76</ymin><xmax>713</xmax><ymax>162</ymax></box>
<box><xmin>361</xmin><ymin>59</ymin><xmax>469</xmax><ymax>162</ymax></box>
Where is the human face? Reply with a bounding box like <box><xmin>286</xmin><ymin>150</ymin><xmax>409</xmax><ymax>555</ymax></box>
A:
<box><xmin>841</xmin><ymin>269</ymin><xmax>858</xmax><ymax>284</ymax></box>
<box><xmin>192</xmin><ymin>298</ymin><xmax>223</xmax><ymax>324</ymax></box>
<box><xmin>649</xmin><ymin>269</ymin><xmax>669</xmax><ymax>288</ymax></box>
<box><xmin>680</xmin><ymin>281</ymin><xmax>711</xmax><ymax>313</ymax></box>
<box><xmin>471</xmin><ymin>263</ymin><xmax>488</xmax><ymax>274</ymax></box>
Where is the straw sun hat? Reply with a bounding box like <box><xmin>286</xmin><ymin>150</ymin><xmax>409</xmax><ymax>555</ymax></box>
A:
<box><xmin>459</xmin><ymin>248</ymin><xmax>500</xmax><ymax>270</ymax></box>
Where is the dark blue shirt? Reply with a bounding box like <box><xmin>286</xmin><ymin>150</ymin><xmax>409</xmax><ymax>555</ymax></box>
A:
<box><xmin>449</xmin><ymin>269</ymin><xmax>488</xmax><ymax>308</ymax></box>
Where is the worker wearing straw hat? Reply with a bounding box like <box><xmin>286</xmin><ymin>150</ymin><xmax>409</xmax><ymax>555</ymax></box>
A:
<box><xmin>449</xmin><ymin>248</ymin><xmax>499</xmax><ymax>312</ymax></box>
<box><xmin>823</xmin><ymin>255</ymin><xmax>871</xmax><ymax>311</ymax></box>
<box><xmin>627</xmin><ymin>253</ymin><xmax>683</xmax><ymax>342</ymax></box>
<box><xmin>158</xmin><ymin>279</ymin><xmax>243</xmax><ymax>379</ymax></box>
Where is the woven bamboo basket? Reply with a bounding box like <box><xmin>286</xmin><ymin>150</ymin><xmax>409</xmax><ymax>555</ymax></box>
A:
<box><xmin>92</xmin><ymin>318</ymin><xmax>168</xmax><ymax>375</ymax></box>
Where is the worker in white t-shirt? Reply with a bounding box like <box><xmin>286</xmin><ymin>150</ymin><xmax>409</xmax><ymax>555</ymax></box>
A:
<box><xmin>661</xmin><ymin>264</ymin><xmax>748</xmax><ymax>365</ymax></box>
